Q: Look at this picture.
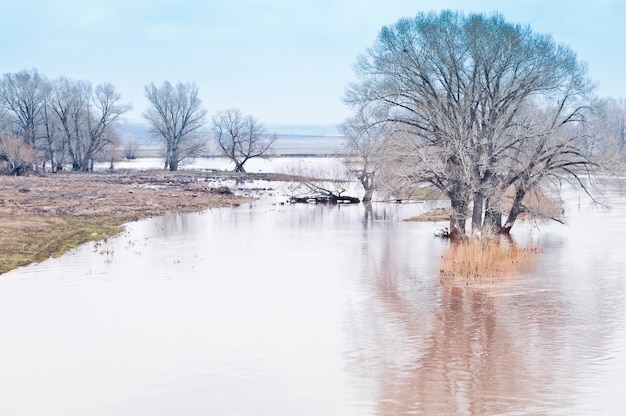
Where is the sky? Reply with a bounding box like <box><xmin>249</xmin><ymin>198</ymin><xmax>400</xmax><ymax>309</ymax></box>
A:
<box><xmin>1</xmin><ymin>0</ymin><xmax>625</xmax><ymax>126</ymax></box>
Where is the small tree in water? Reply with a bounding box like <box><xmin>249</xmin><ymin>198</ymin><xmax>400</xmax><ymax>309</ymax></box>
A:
<box><xmin>213</xmin><ymin>109</ymin><xmax>276</xmax><ymax>173</ymax></box>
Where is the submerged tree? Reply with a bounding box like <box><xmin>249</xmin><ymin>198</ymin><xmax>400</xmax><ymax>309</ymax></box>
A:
<box><xmin>144</xmin><ymin>81</ymin><xmax>207</xmax><ymax>171</ymax></box>
<box><xmin>213</xmin><ymin>108</ymin><xmax>276</xmax><ymax>172</ymax></box>
<box><xmin>345</xmin><ymin>10</ymin><xmax>596</xmax><ymax>237</ymax></box>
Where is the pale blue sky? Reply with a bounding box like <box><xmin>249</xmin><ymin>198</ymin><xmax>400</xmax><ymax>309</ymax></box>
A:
<box><xmin>1</xmin><ymin>0</ymin><xmax>624</xmax><ymax>125</ymax></box>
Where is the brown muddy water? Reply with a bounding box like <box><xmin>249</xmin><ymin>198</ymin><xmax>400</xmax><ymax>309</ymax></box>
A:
<box><xmin>1</xmin><ymin>178</ymin><xmax>625</xmax><ymax>415</ymax></box>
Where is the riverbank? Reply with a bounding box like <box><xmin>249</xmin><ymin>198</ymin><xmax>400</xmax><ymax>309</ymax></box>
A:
<box><xmin>0</xmin><ymin>170</ymin><xmax>292</xmax><ymax>274</ymax></box>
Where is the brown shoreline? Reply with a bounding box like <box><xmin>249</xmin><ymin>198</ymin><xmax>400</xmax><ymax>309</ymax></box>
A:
<box><xmin>0</xmin><ymin>170</ymin><xmax>287</xmax><ymax>275</ymax></box>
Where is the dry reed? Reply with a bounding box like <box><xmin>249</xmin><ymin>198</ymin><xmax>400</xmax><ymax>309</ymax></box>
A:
<box><xmin>440</xmin><ymin>238</ymin><xmax>536</xmax><ymax>280</ymax></box>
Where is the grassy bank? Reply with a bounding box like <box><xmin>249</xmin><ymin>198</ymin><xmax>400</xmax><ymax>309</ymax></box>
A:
<box><xmin>0</xmin><ymin>171</ymin><xmax>252</xmax><ymax>274</ymax></box>
<box><xmin>1</xmin><ymin>216</ymin><xmax>124</xmax><ymax>273</ymax></box>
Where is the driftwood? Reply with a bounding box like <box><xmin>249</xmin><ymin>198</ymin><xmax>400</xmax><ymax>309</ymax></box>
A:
<box><xmin>290</xmin><ymin>195</ymin><xmax>360</xmax><ymax>204</ymax></box>
<box><xmin>288</xmin><ymin>178</ymin><xmax>360</xmax><ymax>204</ymax></box>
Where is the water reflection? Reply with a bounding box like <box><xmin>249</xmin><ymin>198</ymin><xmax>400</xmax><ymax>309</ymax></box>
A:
<box><xmin>0</xmin><ymin>182</ymin><xmax>625</xmax><ymax>415</ymax></box>
<box><xmin>349</xmin><ymin>254</ymin><xmax>570</xmax><ymax>415</ymax></box>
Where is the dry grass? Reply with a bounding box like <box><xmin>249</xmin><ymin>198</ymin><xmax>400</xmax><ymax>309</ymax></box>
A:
<box><xmin>440</xmin><ymin>238</ymin><xmax>536</xmax><ymax>281</ymax></box>
<box><xmin>395</xmin><ymin>187</ymin><xmax>447</xmax><ymax>201</ymax></box>
<box><xmin>0</xmin><ymin>216</ymin><xmax>123</xmax><ymax>273</ymax></box>
<box><xmin>405</xmin><ymin>207</ymin><xmax>451</xmax><ymax>222</ymax></box>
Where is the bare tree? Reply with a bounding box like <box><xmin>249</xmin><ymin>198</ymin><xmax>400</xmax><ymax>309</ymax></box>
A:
<box><xmin>496</xmin><ymin>103</ymin><xmax>595</xmax><ymax>234</ymax></box>
<box><xmin>588</xmin><ymin>97</ymin><xmax>626</xmax><ymax>166</ymax></box>
<box><xmin>49</xmin><ymin>77</ymin><xmax>90</xmax><ymax>171</ymax></box>
<box><xmin>49</xmin><ymin>78</ymin><xmax>129</xmax><ymax>171</ymax></box>
<box><xmin>345</xmin><ymin>10</ymin><xmax>596</xmax><ymax>237</ymax></box>
<box><xmin>83</xmin><ymin>83</ymin><xmax>129</xmax><ymax>169</ymax></box>
<box><xmin>213</xmin><ymin>109</ymin><xmax>276</xmax><ymax>172</ymax></box>
<box><xmin>40</xmin><ymin>98</ymin><xmax>62</xmax><ymax>171</ymax></box>
<box><xmin>0</xmin><ymin>69</ymin><xmax>49</xmax><ymax>148</ymax></box>
<box><xmin>143</xmin><ymin>81</ymin><xmax>207</xmax><ymax>171</ymax></box>
<box><xmin>122</xmin><ymin>136</ymin><xmax>140</xmax><ymax>159</ymax></box>
<box><xmin>340</xmin><ymin>110</ymin><xmax>391</xmax><ymax>202</ymax></box>
<box><xmin>0</xmin><ymin>72</ymin><xmax>129</xmax><ymax>173</ymax></box>
<box><xmin>0</xmin><ymin>102</ymin><xmax>9</xmax><ymax>135</ymax></box>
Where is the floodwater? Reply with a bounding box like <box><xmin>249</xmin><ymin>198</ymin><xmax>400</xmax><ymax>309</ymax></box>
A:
<box><xmin>1</xmin><ymin>176</ymin><xmax>625</xmax><ymax>415</ymax></box>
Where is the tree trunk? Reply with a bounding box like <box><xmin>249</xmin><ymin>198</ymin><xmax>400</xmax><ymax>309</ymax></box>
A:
<box><xmin>483</xmin><ymin>198</ymin><xmax>502</xmax><ymax>235</ymax></box>
<box><xmin>471</xmin><ymin>192</ymin><xmax>484</xmax><ymax>236</ymax></box>
<box><xmin>47</xmin><ymin>149</ymin><xmax>55</xmax><ymax>174</ymax></box>
<box><xmin>449</xmin><ymin>196</ymin><xmax>468</xmax><ymax>239</ymax></box>
<box><xmin>362</xmin><ymin>188</ymin><xmax>373</xmax><ymax>203</ymax></box>
<box><xmin>168</xmin><ymin>149</ymin><xmax>179</xmax><ymax>171</ymax></box>
<box><xmin>164</xmin><ymin>146</ymin><xmax>172</xmax><ymax>170</ymax></box>
<box><xmin>501</xmin><ymin>187</ymin><xmax>526</xmax><ymax>234</ymax></box>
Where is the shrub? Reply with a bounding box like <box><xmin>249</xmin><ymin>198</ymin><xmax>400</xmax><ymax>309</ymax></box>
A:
<box><xmin>0</xmin><ymin>136</ymin><xmax>39</xmax><ymax>175</ymax></box>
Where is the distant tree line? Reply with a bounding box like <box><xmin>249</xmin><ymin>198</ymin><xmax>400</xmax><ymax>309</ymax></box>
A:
<box><xmin>342</xmin><ymin>10</ymin><xmax>626</xmax><ymax>237</ymax></box>
<box><xmin>0</xmin><ymin>72</ymin><xmax>276</xmax><ymax>174</ymax></box>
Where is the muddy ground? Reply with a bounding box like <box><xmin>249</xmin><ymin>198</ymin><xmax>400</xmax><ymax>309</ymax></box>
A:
<box><xmin>0</xmin><ymin>170</ymin><xmax>292</xmax><ymax>274</ymax></box>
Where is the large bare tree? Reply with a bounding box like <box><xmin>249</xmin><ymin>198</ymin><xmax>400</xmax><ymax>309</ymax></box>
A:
<box><xmin>345</xmin><ymin>10</ymin><xmax>596</xmax><ymax>237</ymax></box>
<box><xmin>143</xmin><ymin>81</ymin><xmax>207</xmax><ymax>171</ymax></box>
<box><xmin>213</xmin><ymin>109</ymin><xmax>276</xmax><ymax>172</ymax></box>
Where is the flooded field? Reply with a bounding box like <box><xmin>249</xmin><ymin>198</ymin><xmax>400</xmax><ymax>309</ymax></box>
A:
<box><xmin>1</xmin><ymin>175</ymin><xmax>625</xmax><ymax>415</ymax></box>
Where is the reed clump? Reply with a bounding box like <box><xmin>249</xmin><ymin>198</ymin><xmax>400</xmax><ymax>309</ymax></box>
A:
<box><xmin>440</xmin><ymin>238</ymin><xmax>536</xmax><ymax>280</ymax></box>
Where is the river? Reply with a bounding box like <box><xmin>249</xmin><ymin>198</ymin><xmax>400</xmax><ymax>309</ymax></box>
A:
<box><xmin>1</xmin><ymin>174</ymin><xmax>625</xmax><ymax>415</ymax></box>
